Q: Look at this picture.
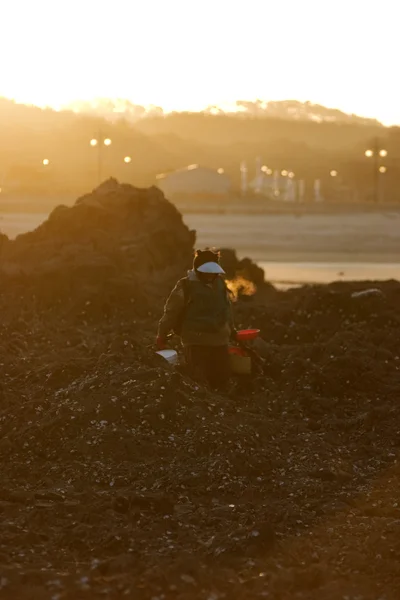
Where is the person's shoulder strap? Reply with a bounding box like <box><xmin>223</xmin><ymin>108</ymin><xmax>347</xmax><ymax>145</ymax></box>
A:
<box><xmin>180</xmin><ymin>276</ymin><xmax>191</xmax><ymax>304</ymax></box>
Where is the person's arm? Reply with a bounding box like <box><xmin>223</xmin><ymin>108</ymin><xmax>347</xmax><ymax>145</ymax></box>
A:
<box><xmin>157</xmin><ymin>280</ymin><xmax>185</xmax><ymax>343</ymax></box>
<box><xmin>225</xmin><ymin>284</ymin><xmax>237</xmax><ymax>340</ymax></box>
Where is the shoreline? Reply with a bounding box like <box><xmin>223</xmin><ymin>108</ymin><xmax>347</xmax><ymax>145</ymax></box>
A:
<box><xmin>1</xmin><ymin>195</ymin><xmax>400</xmax><ymax>216</ymax></box>
<box><xmin>245</xmin><ymin>253</ymin><xmax>400</xmax><ymax>264</ymax></box>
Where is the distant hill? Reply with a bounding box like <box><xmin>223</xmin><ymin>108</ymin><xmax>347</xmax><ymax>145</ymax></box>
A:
<box><xmin>135</xmin><ymin>112</ymin><xmax>382</xmax><ymax>152</ymax></box>
<box><xmin>64</xmin><ymin>98</ymin><xmax>382</xmax><ymax>127</ymax></box>
<box><xmin>0</xmin><ymin>96</ymin><xmax>398</xmax><ymax>204</ymax></box>
<box><xmin>63</xmin><ymin>98</ymin><xmax>165</xmax><ymax>123</ymax></box>
<box><xmin>204</xmin><ymin>99</ymin><xmax>382</xmax><ymax>127</ymax></box>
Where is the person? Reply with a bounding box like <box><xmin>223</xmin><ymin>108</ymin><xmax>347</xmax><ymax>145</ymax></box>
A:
<box><xmin>156</xmin><ymin>249</ymin><xmax>236</xmax><ymax>389</ymax></box>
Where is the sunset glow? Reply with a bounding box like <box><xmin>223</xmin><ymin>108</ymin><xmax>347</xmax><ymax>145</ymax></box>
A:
<box><xmin>0</xmin><ymin>0</ymin><xmax>398</xmax><ymax>124</ymax></box>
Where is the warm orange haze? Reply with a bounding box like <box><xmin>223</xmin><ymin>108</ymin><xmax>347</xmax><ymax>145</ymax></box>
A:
<box><xmin>1</xmin><ymin>0</ymin><xmax>399</xmax><ymax>125</ymax></box>
<box><xmin>1</xmin><ymin>1</ymin><xmax>400</xmax><ymax>599</ymax></box>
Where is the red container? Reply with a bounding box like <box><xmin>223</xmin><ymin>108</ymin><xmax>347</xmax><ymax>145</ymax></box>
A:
<box><xmin>228</xmin><ymin>346</ymin><xmax>248</xmax><ymax>356</ymax></box>
<box><xmin>236</xmin><ymin>329</ymin><xmax>260</xmax><ymax>342</ymax></box>
<box><xmin>228</xmin><ymin>346</ymin><xmax>252</xmax><ymax>374</ymax></box>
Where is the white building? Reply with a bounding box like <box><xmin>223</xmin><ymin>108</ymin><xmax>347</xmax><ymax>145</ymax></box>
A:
<box><xmin>156</xmin><ymin>165</ymin><xmax>231</xmax><ymax>198</ymax></box>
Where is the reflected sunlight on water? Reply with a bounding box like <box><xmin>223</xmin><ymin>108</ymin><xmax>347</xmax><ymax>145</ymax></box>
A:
<box><xmin>261</xmin><ymin>262</ymin><xmax>400</xmax><ymax>289</ymax></box>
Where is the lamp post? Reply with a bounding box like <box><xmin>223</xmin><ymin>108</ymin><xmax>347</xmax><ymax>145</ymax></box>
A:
<box><xmin>90</xmin><ymin>134</ymin><xmax>112</xmax><ymax>184</ymax></box>
<box><xmin>41</xmin><ymin>159</ymin><xmax>51</xmax><ymax>193</ymax></box>
<box><xmin>365</xmin><ymin>139</ymin><xmax>387</xmax><ymax>203</ymax></box>
<box><xmin>329</xmin><ymin>170</ymin><xmax>339</xmax><ymax>201</ymax></box>
<box><xmin>123</xmin><ymin>156</ymin><xmax>133</xmax><ymax>182</ymax></box>
<box><xmin>280</xmin><ymin>170</ymin><xmax>295</xmax><ymax>179</ymax></box>
<box><xmin>261</xmin><ymin>166</ymin><xmax>273</xmax><ymax>175</ymax></box>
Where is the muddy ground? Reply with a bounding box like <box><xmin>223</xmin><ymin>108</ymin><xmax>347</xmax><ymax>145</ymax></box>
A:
<box><xmin>1</xmin><ymin>182</ymin><xmax>400</xmax><ymax>599</ymax></box>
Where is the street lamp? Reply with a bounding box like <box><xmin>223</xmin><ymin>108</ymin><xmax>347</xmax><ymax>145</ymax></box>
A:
<box><xmin>43</xmin><ymin>159</ymin><xmax>50</xmax><ymax>166</ymax></box>
<box><xmin>281</xmin><ymin>169</ymin><xmax>288</xmax><ymax>177</ymax></box>
<box><xmin>124</xmin><ymin>156</ymin><xmax>132</xmax><ymax>164</ymax></box>
<box><xmin>262</xmin><ymin>166</ymin><xmax>273</xmax><ymax>175</ymax></box>
<box><xmin>90</xmin><ymin>134</ymin><xmax>112</xmax><ymax>184</ymax></box>
<box><xmin>365</xmin><ymin>139</ymin><xmax>387</xmax><ymax>203</ymax></box>
<box><xmin>330</xmin><ymin>170</ymin><xmax>338</xmax><ymax>177</ymax></box>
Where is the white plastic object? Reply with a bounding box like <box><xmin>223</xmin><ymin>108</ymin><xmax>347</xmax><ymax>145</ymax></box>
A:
<box><xmin>196</xmin><ymin>262</ymin><xmax>226</xmax><ymax>274</ymax></box>
<box><xmin>351</xmin><ymin>288</ymin><xmax>384</xmax><ymax>299</ymax></box>
<box><xmin>156</xmin><ymin>349</ymin><xmax>179</xmax><ymax>365</ymax></box>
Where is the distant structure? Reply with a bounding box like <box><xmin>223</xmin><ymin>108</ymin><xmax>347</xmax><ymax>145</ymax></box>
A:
<box><xmin>249</xmin><ymin>171</ymin><xmax>297</xmax><ymax>201</ymax></box>
<box><xmin>286</xmin><ymin>177</ymin><xmax>296</xmax><ymax>202</ymax></box>
<box><xmin>298</xmin><ymin>180</ymin><xmax>305</xmax><ymax>202</ymax></box>
<box><xmin>314</xmin><ymin>179</ymin><xmax>323</xmax><ymax>202</ymax></box>
<box><xmin>240</xmin><ymin>161</ymin><xmax>248</xmax><ymax>195</ymax></box>
<box><xmin>156</xmin><ymin>165</ymin><xmax>231</xmax><ymax>198</ymax></box>
<box><xmin>254</xmin><ymin>157</ymin><xmax>262</xmax><ymax>194</ymax></box>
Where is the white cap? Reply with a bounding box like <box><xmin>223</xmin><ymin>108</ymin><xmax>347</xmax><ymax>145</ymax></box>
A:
<box><xmin>196</xmin><ymin>261</ymin><xmax>225</xmax><ymax>274</ymax></box>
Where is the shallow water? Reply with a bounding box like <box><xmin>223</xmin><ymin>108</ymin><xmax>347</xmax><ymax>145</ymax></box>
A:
<box><xmin>0</xmin><ymin>212</ymin><xmax>47</xmax><ymax>238</ymax></box>
<box><xmin>260</xmin><ymin>261</ymin><xmax>400</xmax><ymax>288</ymax></box>
<box><xmin>185</xmin><ymin>212</ymin><xmax>400</xmax><ymax>262</ymax></box>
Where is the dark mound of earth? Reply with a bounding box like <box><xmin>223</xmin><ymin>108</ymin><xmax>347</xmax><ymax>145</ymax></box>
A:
<box><xmin>0</xmin><ymin>179</ymin><xmax>195</xmax><ymax>320</ymax></box>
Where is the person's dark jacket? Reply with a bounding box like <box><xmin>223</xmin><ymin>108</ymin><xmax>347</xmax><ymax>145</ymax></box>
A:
<box><xmin>158</xmin><ymin>270</ymin><xmax>234</xmax><ymax>346</ymax></box>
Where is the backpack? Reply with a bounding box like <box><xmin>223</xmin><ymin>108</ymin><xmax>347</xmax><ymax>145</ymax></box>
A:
<box><xmin>172</xmin><ymin>277</ymin><xmax>230</xmax><ymax>336</ymax></box>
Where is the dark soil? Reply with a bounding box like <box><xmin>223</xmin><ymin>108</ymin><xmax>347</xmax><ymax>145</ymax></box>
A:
<box><xmin>1</xmin><ymin>181</ymin><xmax>400</xmax><ymax>599</ymax></box>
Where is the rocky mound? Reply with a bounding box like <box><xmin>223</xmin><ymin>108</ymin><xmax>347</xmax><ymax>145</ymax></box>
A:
<box><xmin>0</xmin><ymin>179</ymin><xmax>196</xmax><ymax>321</ymax></box>
<box><xmin>2</xmin><ymin>179</ymin><xmax>194</xmax><ymax>273</ymax></box>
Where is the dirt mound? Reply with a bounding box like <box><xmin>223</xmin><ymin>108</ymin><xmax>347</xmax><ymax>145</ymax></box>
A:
<box><xmin>0</xmin><ymin>179</ymin><xmax>196</xmax><ymax>321</ymax></box>
<box><xmin>220</xmin><ymin>247</ymin><xmax>267</xmax><ymax>287</ymax></box>
<box><xmin>235</xmin><ymin>279</ymin><xmax>400</xmax><ymax>395</ymax></box>
<box><xmin>3</xmin><ymin>179</ymin><xmax>194</xmax><ymax>273</ymax></box>
<box><xmin>0</xmin><ymin>185</ymin><xmax>400</xmax><ymax>598</ymax></box>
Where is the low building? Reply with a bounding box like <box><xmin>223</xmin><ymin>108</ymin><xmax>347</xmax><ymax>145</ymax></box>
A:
<box><xmin>156</xmin><ymin>165</ymin><xmax>231</xmax><ymax>198</ymax></box>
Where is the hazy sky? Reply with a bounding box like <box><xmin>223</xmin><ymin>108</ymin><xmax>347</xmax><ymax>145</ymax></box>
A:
<box><xmin>1</xmin><ymin>0</ymin><xmax>398</xmax><ymax>123</ymax></box>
